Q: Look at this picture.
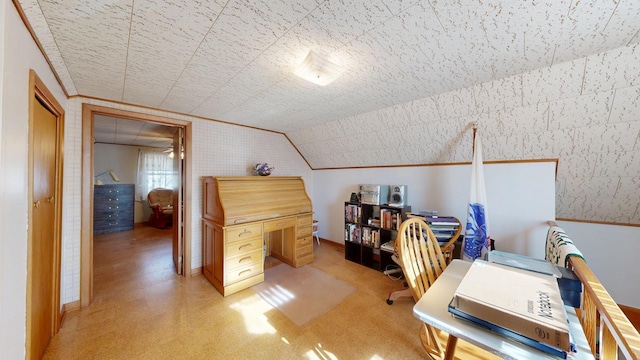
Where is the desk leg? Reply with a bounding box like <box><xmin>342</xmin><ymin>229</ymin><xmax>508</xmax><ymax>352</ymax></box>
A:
<box><xmin>444</xmin><ymin>335</ymin><xmax>458</xmax><ymax>360</ymax></box>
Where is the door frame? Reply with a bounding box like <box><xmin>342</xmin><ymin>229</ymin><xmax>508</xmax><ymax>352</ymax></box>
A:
<box><xmin>27</xmin><ymin>69</ymin><xmax>65</xmax><ymax>357</ymax></box>
<box><xmin>80</xmin><ymin>104</ymin><xmax>192</xmax><ymax>307</ymax></box>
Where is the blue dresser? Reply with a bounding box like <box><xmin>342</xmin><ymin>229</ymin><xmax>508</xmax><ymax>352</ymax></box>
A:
<box><xmin>93</xmin><ymin>184</ymin><xmax>135</xmax><ymax>234</ymax></box>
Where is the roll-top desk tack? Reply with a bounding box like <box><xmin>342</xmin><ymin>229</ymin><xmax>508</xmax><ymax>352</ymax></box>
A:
<box><xmin>202</xmin><ymin>176</ymin><xmax>314</xmax><ymax>296</ymax></box>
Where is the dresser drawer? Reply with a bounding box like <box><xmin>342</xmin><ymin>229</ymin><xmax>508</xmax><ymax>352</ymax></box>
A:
<box><xmin>225</xmin><ymin>263</ymin><xmax>262</xmax><ymax>285</ymax></box>
<box><xmin>225</xmin><ymin>224</ymin><xmax>262</xmax><ymax>243</ymax></box>
<box><xmin>226</xmin><ymin>249</ymin><xmax>262</xmax><ymax>270</ymax></box>
<box><xmin>93</xmin><ymin>203</ymin><xmax>128</xmax><ymax>212</ymax></box>
<box><xmin>95</xmin><ymin>197</ymin><xmax>130</xmax><ymax>205</ymax></box>
<box><xmin>263</xmin><ymin>217</ymin><xmax>296</xmax><ymax>232</ymax></box>
<box><xmin>226</xmin><ymin>238</ymin><xmax>263</xmax><ymax>258</ymax></box>
<box><xmin>94</xmin><ymin>185</ymin><xmax>134</xmax><ymax>196</ymax></box>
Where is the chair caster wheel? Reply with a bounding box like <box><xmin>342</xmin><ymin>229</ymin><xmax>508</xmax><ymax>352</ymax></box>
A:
<box><xmin>386</xmin><ymin>299</ymin><xmax>393</xmax><ymax>305</ymax></box>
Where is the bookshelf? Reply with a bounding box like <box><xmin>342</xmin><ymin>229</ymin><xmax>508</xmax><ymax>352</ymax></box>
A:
<box><xmin>344</xmin><ymin>202</ymin><xmax>411</xmax><ymax>271</ymax></box>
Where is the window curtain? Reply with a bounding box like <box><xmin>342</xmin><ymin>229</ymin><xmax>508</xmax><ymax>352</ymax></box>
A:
<box><xmin>136</xmin><ymin>149</ymin><xmax>175</xmax><ymax>201</ymax></box>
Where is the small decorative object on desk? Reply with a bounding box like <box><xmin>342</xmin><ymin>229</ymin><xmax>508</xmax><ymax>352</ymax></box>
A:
<box><xmin>254</xmin><ymin>163</ymin><xmax>274</xmax><ymax>176</ymax></box>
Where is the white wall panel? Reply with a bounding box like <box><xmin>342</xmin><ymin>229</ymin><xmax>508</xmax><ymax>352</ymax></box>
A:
<box><xmin>312</xmin><ymin>161</ymin><xmax>556</xmax><ymax>258</ymax></box>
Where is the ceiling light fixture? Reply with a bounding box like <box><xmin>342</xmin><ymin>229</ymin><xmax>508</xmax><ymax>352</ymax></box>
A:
<box><xmin>294</xmin><ymin>50</ymin><xmax>344</xmax><ymax>86</ymax></box>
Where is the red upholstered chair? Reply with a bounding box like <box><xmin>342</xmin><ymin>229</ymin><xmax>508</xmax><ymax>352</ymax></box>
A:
<box><xmin>147</xmin><ymin>188</ymin><xmax>173</xmax><ymax>228</ymax></box>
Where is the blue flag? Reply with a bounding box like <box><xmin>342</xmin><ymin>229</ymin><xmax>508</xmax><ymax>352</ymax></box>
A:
<box><xmin>463</xmin><ymin>134</ymin><xmax>491</xmax><ymax>261</ymax></box>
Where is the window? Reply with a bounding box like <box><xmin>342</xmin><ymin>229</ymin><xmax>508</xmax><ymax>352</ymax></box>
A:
<box><xmin>136</xmin><ymin>149</ymin><xmax>175</xmax><ymax>201</ymax></box>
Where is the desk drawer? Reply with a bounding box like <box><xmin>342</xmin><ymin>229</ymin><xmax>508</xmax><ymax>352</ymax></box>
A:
<box><xmin>296</xmin><ymin>236</ymin><xmax>313</xmax><ymax>249</ymax></box>
<box><xmin>297</xmin><ymin>215</ymin><xmax>312</xmax><ymax>227</ymax></box>
<box><xmin>225</xmin><ymin>224</ymin><xmax>262</xmax><ymax>244</ymax></box>
<box><xmin>225</xmin><ymin>263</ymin><xmax>262</xmax><ymax>285</ymax></box>
<box><xmin>226</xmin><ymin>249</ymin><xmax>262</xmax><ymax>270</ymax></box>
<box><xmin>296</xmin><ymin>244</ymin><xmax>313</xmax><ymax>259</ymax></box>
<box><xmin>297</xmin><ymin>225</ymin><xmax>312</xmax><ymax>237</ymax></box>
<box><xmin>263</xmin><ymin>217</ymin><xmax>296</xmax><ymax>232</ymax></box>
<box><xmin>226</xmin><ymin>238</ymin><xmax>262</xmax><ymax>258</ymax></box>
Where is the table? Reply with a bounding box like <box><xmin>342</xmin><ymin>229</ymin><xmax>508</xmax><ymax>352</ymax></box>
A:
<box><xmin>413</xmin><ymin>259</ymin><xmax>594</xmax><ymax>360</ymax></box>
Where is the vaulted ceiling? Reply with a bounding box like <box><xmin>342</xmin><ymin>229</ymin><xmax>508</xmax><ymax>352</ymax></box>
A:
<box><xmin>16</xmin><ymin>0</ymin><xmax>640</xmax><ymax>225</ymax></box>
<box><xmin>19</xmin><ymin>0</ymin><xmax>640</xmax><ymax>133</ymax></box>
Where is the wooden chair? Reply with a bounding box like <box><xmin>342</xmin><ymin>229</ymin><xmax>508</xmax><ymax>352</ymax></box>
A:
<box><xmin>386</xmin><ymin>216</ymin><xmax>461</xmax><ymax>305</ymax></box>
<box><xmin>393</xmin><ymin>217</ymin><xmax>451</xmax><ymax>358</ymax></box>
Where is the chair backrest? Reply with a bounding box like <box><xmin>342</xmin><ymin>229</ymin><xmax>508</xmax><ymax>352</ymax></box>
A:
<box><xmin>147</xmin><ymin>188</ymin><xmax>173</xmax><ymax>207</ymax></box>
<box><xmin>396</xmin><ymin>217</ymin><xmax>448</xmax><ymax>302</ymax></box>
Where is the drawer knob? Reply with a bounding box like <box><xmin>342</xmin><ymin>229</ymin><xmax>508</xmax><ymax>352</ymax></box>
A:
<box><xmin>238</xmin><ymin>229</ymin><xmax>252</xmax><ymax>237</ymax></box>
<box><xmin>238</xmin><ymin>244</ymin><xmax>252</xmax><ymax>250</ymax></box>
<box><xmin>238</xmin><ymin>269</ymin><xmax>252</xmax><ymax>276</ymax></box>
<box><xmin>239</xmin><ymin>256</ymin><xmax>252</xmax><ymax>263</ymax></box>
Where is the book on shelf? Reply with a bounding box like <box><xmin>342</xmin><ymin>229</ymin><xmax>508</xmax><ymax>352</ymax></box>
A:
<box><xmin>448</xmin><ymin>300</ymin><xmax>571</xmax><ymax>359</ymax></box>
<box><xmin>345</xmin><ymin>223</ymin><xmax>360</xmax><ymax>243</ymax></box>
<box><xmin>345</xmin><ymin>204</ymin><xmax>361</xmax><ymax>223</ymax></box>
<box><xmin>361</xmin><ymin>227</ymin><xmax>380</xmax><ymax>247</ymax></box>
<box><xmin>451</xmin><ymin>260</ymin><xmax>571</xmax><ymax>352</ymax></box>
<box><xmin>379</xmin><ymin>209</ymin><xmax>402</xmax><ymax>230</ymax></box>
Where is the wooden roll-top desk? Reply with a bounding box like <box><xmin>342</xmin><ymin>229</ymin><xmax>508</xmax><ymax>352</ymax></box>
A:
<box><xmin>201</xmin><ymin>176</ymin><xmax>314</xmax><ymax>296</ymax></box>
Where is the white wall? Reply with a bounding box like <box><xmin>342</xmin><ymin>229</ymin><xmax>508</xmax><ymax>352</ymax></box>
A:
<box><xmin>0</xmin><ymin>2</ymin><xmax>67</xmax><ymax>358</ymax></box>
<box><xmin>312</xmin><ymin>161</ymin><xmax>556</xmax><ymax>258</ymax></box>
<box><xmin>557</xmin><ymin>221</ymin><xmax>640</xmax><ymax>308</ymax></box>
<box><xmin>312</xmin><ymin>164</ymin><xmax>640</xmax><ymax>308</ymax></box>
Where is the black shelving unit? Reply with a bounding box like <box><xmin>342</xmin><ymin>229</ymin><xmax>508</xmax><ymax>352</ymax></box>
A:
<box><xmin>344</xmin><ymin>201</ymin><xmax>410</xmax><ymax>271</ymax></box>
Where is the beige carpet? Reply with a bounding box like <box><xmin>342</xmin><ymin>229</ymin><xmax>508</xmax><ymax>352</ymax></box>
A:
<box><xmin>253</xmin><ymin>264</ymin><xmax>356</xmax><ymax>326</ymax></box>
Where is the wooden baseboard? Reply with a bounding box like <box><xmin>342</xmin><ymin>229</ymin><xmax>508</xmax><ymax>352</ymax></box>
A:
<box><xmin>318</xmin><ymin>237</ymin><xmax>344</xmax><ymax>249</ymax></box>
<box><xmin>59</xmin><ymin>300</ymin><xmax>81</xmax><ymax>329</ymax></box>
<box><xmin>190</xmin><ymin>267</ymin><xmax>202</xmax><ymax>276</ymax></box>
<box><xmin>619</xmin><ymin>304</ymin><xmax>640</xmax><ymax>331</ymax></box>
<box><xmin>63</xmin><ymin>300</ymin><xmax>81</xmax><ymax>313</ymax></box>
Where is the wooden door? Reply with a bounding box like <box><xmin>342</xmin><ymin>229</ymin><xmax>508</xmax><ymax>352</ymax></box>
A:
<box><xmin>28</xmin><ymin>98</ymin><xmax>59</xmax><ymax>359</ymax></box>
<box><xmin>172</xmin><ymin>128</ymin><xmax>184</xmax><ymax>275</ymax></box>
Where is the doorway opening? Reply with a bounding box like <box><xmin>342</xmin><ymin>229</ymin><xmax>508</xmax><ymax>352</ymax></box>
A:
<box><xmin>80</xmin><ymin>104</ymin><xmax>192</xmax><ymax>307</ymax></box>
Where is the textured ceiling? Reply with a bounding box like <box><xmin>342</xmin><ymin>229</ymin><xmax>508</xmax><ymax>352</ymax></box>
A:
<box><xmin>18</xmin><ymin>0</ymin><xmax>640</xmax><ymax>133</ymax></box>
<box><xmin>15</xmin><ymin>0</ymin><xmax>640</xmax><ymax>225</ymax></box>
<box><xmin>94</xmin><ymin>115</ymin><xmax>177</xmax><ymax>148</ymax></box>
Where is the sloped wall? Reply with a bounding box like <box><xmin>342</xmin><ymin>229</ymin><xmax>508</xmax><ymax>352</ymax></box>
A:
<box><xmin>289</xmin><ymin>44</ymin><xmax>640</xmax><ymax>225</ymax></box>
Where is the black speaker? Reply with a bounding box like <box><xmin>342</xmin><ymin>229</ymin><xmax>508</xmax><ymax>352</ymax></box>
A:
<box><xmin>388</xmin><ymin>185</ymin><xmax>406</xmax><ymax>207</ymax></box>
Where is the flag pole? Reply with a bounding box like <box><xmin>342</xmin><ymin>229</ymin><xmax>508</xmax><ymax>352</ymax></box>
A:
<box><xmin>472</xmin><ymin>122</ymin><xmax>478</xmax><ymax>153</ymax></box>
